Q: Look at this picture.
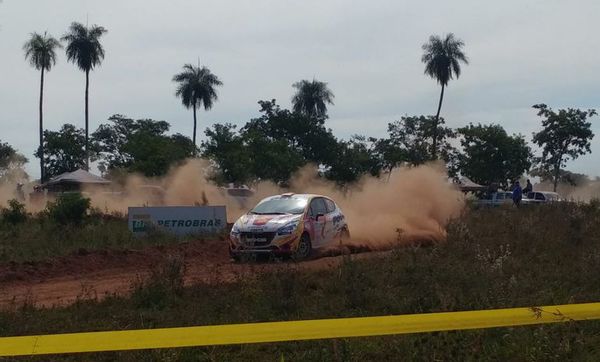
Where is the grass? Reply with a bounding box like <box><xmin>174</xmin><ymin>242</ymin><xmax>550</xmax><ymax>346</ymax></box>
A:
<box><xmin>0</xmin><ymin>214</ymin><xmax>192</xmax><ymax>263</ymax></box>
<box><xmin>1</xmin><ymin>203</ymin><xmax>600</xmax><ymax>360</ymax></box>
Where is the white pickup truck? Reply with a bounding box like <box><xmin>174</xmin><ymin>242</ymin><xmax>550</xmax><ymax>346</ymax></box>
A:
<box><xmin>523</xmin><ymin>191</ymin><xmax>562</xmax><ymax>204</ymax></box>
<box><xmin>474</xmin><ymin>191</ymin><xmax>514</xmax><ymax>207</ymax></box>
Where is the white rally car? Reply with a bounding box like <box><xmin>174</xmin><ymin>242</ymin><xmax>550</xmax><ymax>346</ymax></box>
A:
<box><xmin>229</xmin><ymin>193</ymin><xmax>350</xmax><ymax>260</ymax></box>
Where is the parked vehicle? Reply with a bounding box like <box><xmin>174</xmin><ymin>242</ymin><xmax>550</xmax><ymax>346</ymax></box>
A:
<box><xmin>523</xmin><ymin>191</ymin><xmax>562</xmax><ymax>204</ymax></box>
<box><xmin>220</xmin><ymin>185</ymin><xmax>255</xmax><ymax>208</ymax></box>
<box><xmin>473</xmin><ymin>191</ymin><xmax>514</xmax><ymax>207</ymax></box>
<box><xmin>229</xmin><ymin>193</ymin><xmax>350</xmax><ymax>260</ymax></box>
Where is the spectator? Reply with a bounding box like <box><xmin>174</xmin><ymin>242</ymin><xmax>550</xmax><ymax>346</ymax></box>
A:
<box><xmin>512</xmin><ymin>181</ymin><xmax>523</xmax><ymax>207</ymax></box>
<box><xmin>523</xmin><ymin>179</ymin><xmax>533</xmax><ymax>195</ymax></box>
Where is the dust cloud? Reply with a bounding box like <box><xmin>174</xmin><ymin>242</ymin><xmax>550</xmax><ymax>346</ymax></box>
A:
<box><xmin>95</xmin><ymin>159</ymin><xmax>464</xmax><ymax>246</ymax></box>
<box><xmin>285</xmin><ymin>163</ymin><xmax>465</xmax><ymax>247</ymax></box>
<box><xmin>1</xmin><ymin>159</ymin><xmax>465</xmax><ymax>246</ymax></box>
<box><xmin>534</xmin><ymin>181</ymin><xmax>600</xmax><ymax>202</ymax></box>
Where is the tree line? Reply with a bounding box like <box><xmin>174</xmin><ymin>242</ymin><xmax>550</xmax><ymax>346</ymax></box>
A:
<box><xmin>0</xmin><ymin>100</ymin><xmax>594</xmax><ymax>193</ymax></box>
<box><xmin>5</xmin><ymin>25</ymin><xmax>596</xmax><ymax>192</ymax></box>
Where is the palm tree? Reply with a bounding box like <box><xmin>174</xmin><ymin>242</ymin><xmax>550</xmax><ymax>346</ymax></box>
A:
<box><xmin>291</xmin><ymin>79</ymin><xmax>335</xmax><ymax>118</ymax></box>
<box><xmin>23</xmin><ymin>32</ymin><xmax>62</xmax><ymax>182</ymax></box>
<box><xmin>61</xmin><ymin>22</ymin><xmax>107</xmax><ymax>170</ymax></box>
<box><xmin>421</xmin><ymin>33</ymin><xmax>468</xmax><ymax>158</ymax></box>
<box><xmin>172</xmin><ymin>64</ymin><xmax>223</xmax><ymax>147</ymax></box>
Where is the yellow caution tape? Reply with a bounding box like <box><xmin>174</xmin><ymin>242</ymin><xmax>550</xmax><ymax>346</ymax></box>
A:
<box><xmin>2</xmin><ymin>302</ymin><xmax>600</xmax><ymax>356</ymax></box>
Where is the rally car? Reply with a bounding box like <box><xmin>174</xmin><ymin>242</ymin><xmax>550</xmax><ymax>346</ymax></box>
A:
<box><xmin>229</xmin><ymin>193</ymin><xmax>350</xmax><ymax>260</ymax></box>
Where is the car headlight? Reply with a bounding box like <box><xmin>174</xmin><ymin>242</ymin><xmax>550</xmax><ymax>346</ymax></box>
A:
<box><xmin>277</xmin><ymin>222</ymin><xmax>299</xmax><ymax>236</ymax></box>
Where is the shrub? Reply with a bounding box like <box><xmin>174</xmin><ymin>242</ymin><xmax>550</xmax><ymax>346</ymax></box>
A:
<box><xmin>46</xmin><ymin>193</ymin><xmax>91</xmax><ymax>225</ymax></box>
<box><xmin>0</xmin><ymin>199</ymin><xmax>27</xmax><ymax>225</ymax></box>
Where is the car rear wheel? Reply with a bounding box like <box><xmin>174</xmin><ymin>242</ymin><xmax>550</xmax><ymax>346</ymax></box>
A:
<box><xmin>293</xmin><ymin>233</ymin><xmax>312</xmax><ymax>261</ymax></box>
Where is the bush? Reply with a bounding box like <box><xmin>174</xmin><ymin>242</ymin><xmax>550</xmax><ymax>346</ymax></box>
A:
<box><xmin>0</xmin><ymin>199</ymin><xmax>27</xmax><ymax>225</ymax></box>
<box><xmin>46</xmin><ymin>193</ymin><xmax>91</xmax><ymax>225</ymax></box>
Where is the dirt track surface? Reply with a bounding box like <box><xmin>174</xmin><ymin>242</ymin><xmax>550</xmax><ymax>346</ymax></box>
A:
<box><xmin>0</xmin><ymin>240</ymin><xmax>371</xmax><ymax>309</ymax></box>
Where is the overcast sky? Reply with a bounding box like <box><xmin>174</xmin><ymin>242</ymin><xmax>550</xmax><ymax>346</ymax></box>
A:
<box><xmin>1</xmin><ymin>0</ymin><xmax>599</xmax><ymax>178</ymax></box>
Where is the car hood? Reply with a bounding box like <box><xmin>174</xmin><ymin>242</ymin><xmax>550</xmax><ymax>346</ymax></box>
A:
<box><xmin>236</xmin><ymin>213</ymin><xmax>302</xmax><ymax>233</ymax></box>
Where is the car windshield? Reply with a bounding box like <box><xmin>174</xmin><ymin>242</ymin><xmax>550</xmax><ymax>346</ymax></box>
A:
<box><xmin>250</xmin><ymin>197</ymin><xmax>308</xmax><ymax>215</ymax></box>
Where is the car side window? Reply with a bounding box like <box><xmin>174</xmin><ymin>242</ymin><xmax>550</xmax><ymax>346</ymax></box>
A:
<box><xmin>325</xmin><ymin>199</ymin><xmax>336</xmax><ymax>213</ymax></box>
<box><xmin>535</xmin><ymin>193</ymin><xmax>545</xmax><ymax>200</ymax></box>
<box><xmin>309</xmin><ymin>198</ymin><xmax>327</xmax><ymax>217</ymax></box>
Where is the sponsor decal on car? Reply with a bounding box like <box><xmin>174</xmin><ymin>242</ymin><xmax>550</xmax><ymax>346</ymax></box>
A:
<box><xmin>332</xmin><ymin>214</ymin><xmax>345</xmax><ymax>225</ymax></box>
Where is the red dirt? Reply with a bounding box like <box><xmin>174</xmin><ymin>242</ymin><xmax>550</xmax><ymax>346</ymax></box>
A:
<box><xmin>0</xmin><ymin>240</ymin><xmax>371</xmax><ymax>309</ymax></box>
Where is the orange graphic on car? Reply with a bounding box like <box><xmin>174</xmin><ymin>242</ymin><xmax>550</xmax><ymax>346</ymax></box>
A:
<box><xmin>253</xmin><ymin>217</ymin><xmax>272</xmax><ymax>225</ymax></box>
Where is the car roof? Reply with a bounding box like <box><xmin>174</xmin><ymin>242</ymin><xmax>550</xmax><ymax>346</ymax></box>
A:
<box><xmin>529</xmin><ymin>191</ymin><xmax>559</xmax><ymax>195</ymax></box>
<box><xmin>263</xmin><ymin>193</ymin><xmax>331</xmax><ymax>201</ymax></box>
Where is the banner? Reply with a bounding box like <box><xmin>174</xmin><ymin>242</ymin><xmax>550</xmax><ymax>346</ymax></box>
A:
<box><xmin>128</xmin><ymin>206</ymin><xmax>227</xmax><ymax>236</ymax></box>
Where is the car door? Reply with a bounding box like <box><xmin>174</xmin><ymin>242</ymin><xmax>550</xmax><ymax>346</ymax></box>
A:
<box><xmin>322</xmin><ymin>198</ymin><xmax>339</xmax><ymax>244</ymax></box>
<box><xmin>307</xmin><ymin>198</ymin><xmax>327</xmax><ymax>247</ymax></box>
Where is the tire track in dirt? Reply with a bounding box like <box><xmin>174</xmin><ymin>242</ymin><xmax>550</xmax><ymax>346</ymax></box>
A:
<box><xmin>0</xmin><ymin>240</ymin><xmax>381</xmax><ymax>308</ymax></box>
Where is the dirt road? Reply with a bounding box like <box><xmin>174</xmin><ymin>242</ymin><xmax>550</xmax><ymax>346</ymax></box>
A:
<box><xmin>0</xmin><ymin>240</ymin><xmax>368</xmax><ymax>308</ymax></box>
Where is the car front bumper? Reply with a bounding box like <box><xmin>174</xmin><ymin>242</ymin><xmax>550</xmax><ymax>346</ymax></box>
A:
<box><xmin>229</xmin><ymin>234</ymin><xmax>298</xmax><ymax>256</ymax></box>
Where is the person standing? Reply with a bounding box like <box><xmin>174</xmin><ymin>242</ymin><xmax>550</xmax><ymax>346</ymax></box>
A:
<box><xmin>512</xmin><ymin>181</ymin><xmax>523</xmax><ymax>207</ymax></box>
<box><xmin>523</xmin><ymin>179</ymin><xmax>533</xmax><ymax>195</ymax></box>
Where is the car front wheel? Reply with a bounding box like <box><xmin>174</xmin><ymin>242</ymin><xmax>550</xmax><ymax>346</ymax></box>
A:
<box><xmin>293</xmin><ymin>233</ymin><xmax>312</xmax><ymax>261</ymax></box>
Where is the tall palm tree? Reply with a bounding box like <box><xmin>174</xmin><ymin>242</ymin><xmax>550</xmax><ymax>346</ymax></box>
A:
<box><xmin>23</xmin><ymin>32</ymin><xmax>62</xmax><ymax>182</ymax></box>
<box><xmin>421</xmin><ymin>33</ymin><xmax>468</xmax><ymax>158</ymax></box>
<box><xmin>172</xmin><ymin>64</ymin><xmax>223</xmax><ymax>147</ymax></box>
<box><xmin>291</xmin><ymin>79</ymin><xmax>335</xmax><ymax>119</ymax></box>
<box><xmin>61</xmin><ymin>22</ymin><xmax>107</xmax><ymax>170</ymax></box>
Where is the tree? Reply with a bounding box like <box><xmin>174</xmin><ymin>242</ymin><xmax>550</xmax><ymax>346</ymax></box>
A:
<box><xmin>244</xmin><ymin>100</ymin><xmax>338</xmax><ymax>166</ymax></box>
<box><xmin>201</xmin><ymin>124</ymin><xmax>251</xmax><ymax>185</ymax></box>
<box><xmin>0</xmin><ymin>141</ymin><xmax>28</xmax><ymax>183</ymax></box>
<box><xmin>532</xmin><ymin>104</ymin><xmax>597</xmax><ymax>191</ymax></box>
<box><xmin>530</xmin><ymin>168</ymin><xmax>589</xmax><ymax>187</ymax></box>
<box><xmin>291</xmin><ymin>79</ymin><xmax>335</xmax><ymax>119</ymax></box>
<box><xmin>92</xmin><ymin>115</ymin><xmax>196</xmax><ymax>177</ymax></box>
<box><xmin>382</xmin><ymin>115</ymin><xmax>455</xmax><ymax>169</ymax></box>
<box><xmin>23</xmin><ymin>31</ymin><xmax>62</xmax><ymax>182</ymax></box>
<box><xmin>201</xmin><ymin>100</ymin><xmax>340</xmax><ymax>185</ymax></box>
<box><xmin>242</xmin><ymin>125</ymin><xmax>306</xmax><ymax>185</ymax></box>
<box><xmin>124</xmin><ymin>132</ymin><xmax>195</xmax><ymax>177</ymax></box>
<box><xmin>455</xmin><ymin>123</ymin><xmax>532</xmax><ymax>188</ymax></box>
<box><xmin>35</xmin><ymin>124</ymin><xmax>87</xmax><ymax>179</ymax></box>
<box><xmin>173</xmin><ymin>64</ymin><xmax>223</xmax><ymax>147</ymax></box>
<box><xmin>61</xmin><ymin>22</ymin><xmax>107</xmax><ymax>171</ymax></box>
<box><xmin>421</xmin><ymin>33</ymin><xmax>468</xmax><ymax>158</ymax></box>
<box><xmin>325</xmin><ymin>136</ymin><xmax>382</xmax><ymax>186</ymax></box>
